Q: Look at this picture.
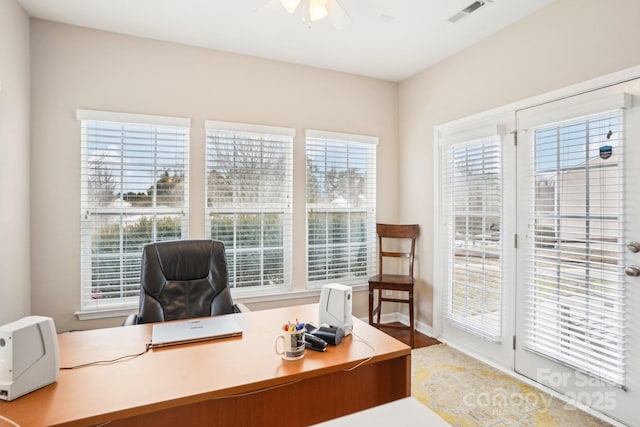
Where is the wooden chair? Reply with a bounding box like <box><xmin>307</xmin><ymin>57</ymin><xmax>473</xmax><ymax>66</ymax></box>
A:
<box><xmin>368</xmin><ymin>223</ymin><xmax>419</xmax><ymax>348</ymax></box>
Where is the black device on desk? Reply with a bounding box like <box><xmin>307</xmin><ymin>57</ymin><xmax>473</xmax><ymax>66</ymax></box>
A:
<box><xmin>304</xmin><ymin>333</ymin><xmax>328</xmax><ymax>352</ymax></box>
<box><xmin>306</xmin><ymin>323</ymin><xmax>344</xmax><ymax>346</ymax></box>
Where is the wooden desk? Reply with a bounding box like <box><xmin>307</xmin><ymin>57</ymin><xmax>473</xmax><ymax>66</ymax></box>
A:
<box><xmin>0</xmin><ymin>304</ymin><xmax>411</xmax><ymax>426</ymax></box>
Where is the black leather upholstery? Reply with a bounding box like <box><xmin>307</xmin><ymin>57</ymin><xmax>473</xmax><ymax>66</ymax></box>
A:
<box><xmin>124</xmin><ymin>239</ymin><xmax>239</xmax><ymax>325</ymax></box>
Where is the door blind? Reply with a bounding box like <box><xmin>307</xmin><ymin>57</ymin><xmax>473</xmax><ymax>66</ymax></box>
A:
<box><xmin>205</xmin><ymin>121</ymin><xmax>293</xmax><ymax>292</ymax></box>
<box><xmin>442</xmin><ymin>135</ymin><xmax>503</xmax><ymax>340</ymax></box>
<box><xmin>524</xmin><ymin>109</ymin><xmax>626</xmax><ymax>388</ymax></box>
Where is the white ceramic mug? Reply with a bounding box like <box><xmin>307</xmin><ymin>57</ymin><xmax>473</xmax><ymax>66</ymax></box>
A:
<box><xmin>275</xmin><ymin>329</ymin><xmax>305</xmax><ymax>360</ymax></box>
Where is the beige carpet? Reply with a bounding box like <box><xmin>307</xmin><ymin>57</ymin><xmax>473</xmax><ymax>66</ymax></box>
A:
<box><xmin>411</xmin><ymin>344</ymin><xmax>612</xmax><ymax>427</ymax></box>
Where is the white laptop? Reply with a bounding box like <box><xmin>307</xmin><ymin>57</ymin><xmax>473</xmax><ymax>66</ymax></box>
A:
<box><xmin>150</xmin><ymin>315</ymin><xmax>243</xmax><ymax>348</ymax></box>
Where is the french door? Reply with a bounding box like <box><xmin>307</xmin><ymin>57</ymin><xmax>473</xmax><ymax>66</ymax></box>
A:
<box><xmin>438</xmin><ymin>114</ymin><xmax>517</xmax><ymax>367</ymax></box>
<box><xmin>515</xmin><ymin>79</ymin><xmax>640</xmax><ymax>426</ymax></box>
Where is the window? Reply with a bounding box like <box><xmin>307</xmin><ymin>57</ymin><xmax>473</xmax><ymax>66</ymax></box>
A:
<box><xmin>205</xmin><ymin>121</ymin><xmax>294</xmax><ymax>294</ymax></box>
<box><xmin>79</xmin><ymin>110</ymin><xmax>190</xmax><ymax>311</ymax></box>
<box><xmin>524</xmin><ymin>108</ymin><xmax>626</xmax><ymax>387</ymax></box>
<box><xmin>441</xmin><ymin>132</ymin><xmax>503</xmax><ymax>340</ymax></box>
<box><xmin>305</xmin><ymin>130</ymin><xmax>377</xmax><ymax>286</ymax></box>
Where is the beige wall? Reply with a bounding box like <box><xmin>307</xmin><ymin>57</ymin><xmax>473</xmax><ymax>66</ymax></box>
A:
<box><xmin>30</xmin><ymin>20</ymin><xmax>399</xmax><ymax>331</ymax></box>
<box><xmin>0</xmin><ymin>0</ymin><xmax>30</xmax><ymax>325</ymax></box>
<box><xmin>399</xmin><ymin>0</ymin><xmax>640</xmax><ymax>330</ymax></box>
<box><xmin>27</xmin><ymin>0</ymin><xmax>640</xmax><ymax>333</ymax></box>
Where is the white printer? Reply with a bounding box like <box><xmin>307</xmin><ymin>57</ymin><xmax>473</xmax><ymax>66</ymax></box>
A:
<box><xmin>319</xmin><ymin>283</ymin><xmax>353</xmax><ymax>335</ymax></box>
<box><xmin>0</xmin><ymin>316</ymin><xmax>59</xmax><ymax>401</ymax></box>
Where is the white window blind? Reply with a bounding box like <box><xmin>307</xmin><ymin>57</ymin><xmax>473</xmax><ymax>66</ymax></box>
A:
<box><xmin>305</xmin><ymin>130</ymin><xmax>377</xmax><ymax>286</ymax></box>
<box><xmin>205</xmin><ymin>121</ymin><xmax>293</xmax><ymax>293</ymax></box>
<box><xmin>524</xmin><ymin>109</ymin><xmax>626</xmax><ymax>388</ymax></box>
<box><xmin>79</xmin><ymin>110</ymin><xmax>190</xmax><ymax>310</ymax></box>
<box><xmin>442</xmin><ymin>134</ymin><xmax>503</xmax><ymax>340</ymax></box>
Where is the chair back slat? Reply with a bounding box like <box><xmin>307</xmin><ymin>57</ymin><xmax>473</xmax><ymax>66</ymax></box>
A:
<box><xmin>376</xmin><ymin>223</ymin><xmax>419</xmax><ymax>276</ymax></box>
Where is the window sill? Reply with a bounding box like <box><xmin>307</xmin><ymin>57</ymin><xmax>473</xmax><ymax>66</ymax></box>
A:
<box><xmin>74</xmin><ymin>283</ymin><xmax>369</xmax><ymax>320</ymax></box>
<box><xmin>75</xmin><ymin>306</ymin><xmax>137</xmax><ymax>321</ymax></box>
<box><xmin>234</xmin><ymin>283</ymin><xmax>369</xmax><ymax>305</ymax></box>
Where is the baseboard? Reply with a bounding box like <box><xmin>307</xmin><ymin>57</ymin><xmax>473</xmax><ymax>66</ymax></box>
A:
<box><xmin>357</xmin><ymin>312</ymin><xmax>435</xmax><ymax>338</ymax></box>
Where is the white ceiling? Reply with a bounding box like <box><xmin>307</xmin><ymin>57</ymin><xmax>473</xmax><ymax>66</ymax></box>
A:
<box><xmin>17</xmin><ymin>0</ymin><xmax>555</xmax><ymax>82</ymax></box>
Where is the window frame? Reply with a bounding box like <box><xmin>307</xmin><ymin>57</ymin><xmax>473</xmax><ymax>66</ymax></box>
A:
<box><xmin>440</xmin><ymin>130</ymin><xmax>505</xmax><ymax>341</ymax></box>
<box><xmin>305</xmin><ymin>129</ymin><xmax>378</xmax><ymax>288</ymax></box>
<box><xmin>78</xmin><ymin>109</ymin><xmax>190</xmax><ymax>313</ymax></box>
<box><xmin>204</xmin><ymin>120</ymin><xmax>294</xmax><ymax>297</ymax></box>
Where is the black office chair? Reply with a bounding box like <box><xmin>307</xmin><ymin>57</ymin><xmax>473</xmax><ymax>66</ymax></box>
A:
<box><xmin>123</xmin><ymin>239</ymin><xmax>247</xmax><ymax>325</ymax></box>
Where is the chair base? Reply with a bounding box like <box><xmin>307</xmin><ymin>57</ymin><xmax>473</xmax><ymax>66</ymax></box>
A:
<box><xmin>368</xmin><ymin>285</ymin><xmax>415</xmax><ymax>349</ymax></box>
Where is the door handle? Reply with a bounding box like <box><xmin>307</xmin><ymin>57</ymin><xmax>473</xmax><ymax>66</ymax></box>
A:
<box><xmin>625</xmin><ymin>265</ymin><xmax>640</xmax><ymax>277</ymax></box>
<box><xmin>627</xmin><ymin>241</ymin><xmax>640</xmax><ymax>253</ymax></box>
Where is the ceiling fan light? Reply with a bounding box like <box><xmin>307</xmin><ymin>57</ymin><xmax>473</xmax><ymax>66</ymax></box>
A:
<box><xmin>280</xmin><ymin>0</ymin><xmax>301</xmax><ymax>14</ymax></box>
<box><xmin>309</xmin><ymin>0</ymin><xmax>329</xmax><ymax>21</ymax></box>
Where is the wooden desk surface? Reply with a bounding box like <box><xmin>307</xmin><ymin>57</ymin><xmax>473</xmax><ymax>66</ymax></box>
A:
<box><xmin>0</xmin><ymin>304</ymin><xmax>410</xmax><ymax>427</ymax></box>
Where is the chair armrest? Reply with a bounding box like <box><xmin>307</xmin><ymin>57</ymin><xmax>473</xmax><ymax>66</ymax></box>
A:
<box><xmin>122</xmin><ymin>313</ymin><xmax>139</xmax><ymax>326</ymax></box>
<box><xmin>233</xmin><ymin>302</ymin><xmax>250</xmax><ymax>313</ymax></box>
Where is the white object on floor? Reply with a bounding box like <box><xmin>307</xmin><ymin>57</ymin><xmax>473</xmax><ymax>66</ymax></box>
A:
<box><xmin>312</xmin><ymin>397</ymin><xmax>450</xmax><ymax>426</ymax></box>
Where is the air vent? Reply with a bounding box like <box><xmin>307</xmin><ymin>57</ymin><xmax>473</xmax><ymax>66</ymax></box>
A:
<box><xmin>447</xmin><ymin>0</ymin><xmax>489</xmax><ymax>23</ymax></box>
<box><xmin>463</xmin><ymin>1</ymin><xmax>486</xmax><ymax>14</ymax></box>
<box><xmin>447</xmin><ymin>11</ymin><xmax>467</xmax><ymax>23</ymax></box>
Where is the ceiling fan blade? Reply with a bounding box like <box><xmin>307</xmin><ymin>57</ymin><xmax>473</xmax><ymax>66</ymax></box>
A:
<box><xmin>281</xmin><ymin>0</ymin><xmax>302</xmax><ymax>14</ymax></box>
<box><xmin>326</xmin><ymin>0</ymin><xmax>352</xmax><ymax>29</ymax></box>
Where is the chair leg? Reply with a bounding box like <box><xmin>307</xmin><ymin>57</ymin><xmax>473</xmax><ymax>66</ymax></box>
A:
<box><xmin>376</xmin><ymin>289</ymin><xmax>382</xmax><ymax>324</ymax></box>
<box><xmin>409</xmin><ymin>288</ymin><xmax>415</xmax><ymax>349</ymax></box>
<box><xmin>368</xmin><ymin>287</ymin><xmax>374</xmax><ymax>326</ymax></box>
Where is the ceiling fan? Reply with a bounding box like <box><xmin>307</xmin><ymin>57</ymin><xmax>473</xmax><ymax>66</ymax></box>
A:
<box><xmin>266</xmin><ymin>0</ymin><xmax>353</xmax><ymax>29</ymax></box>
